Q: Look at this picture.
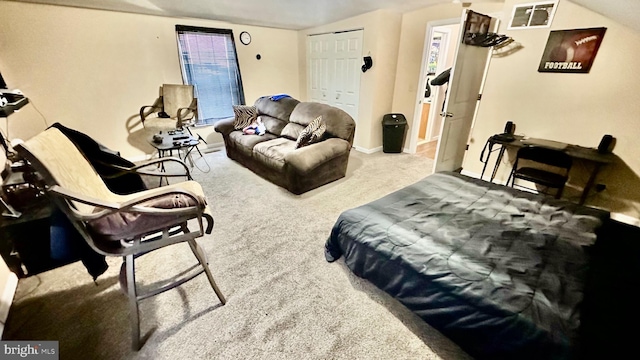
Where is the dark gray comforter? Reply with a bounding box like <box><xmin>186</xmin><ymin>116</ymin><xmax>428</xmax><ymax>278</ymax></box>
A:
<box><xmin>325</xmin><ymin>172</ymin><xmax>609</xmax><ymax>359</ymax></box>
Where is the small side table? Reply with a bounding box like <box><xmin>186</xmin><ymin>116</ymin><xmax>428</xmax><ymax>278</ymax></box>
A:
<box><xmin>148</xmin><ymin>130</ymin><xmax>201</xmax><ymax>185</ymax></box>
<box><xmin>149</xmin><ymin>130</ymin><xmax>200</xmax><ymax>162</ymax></box>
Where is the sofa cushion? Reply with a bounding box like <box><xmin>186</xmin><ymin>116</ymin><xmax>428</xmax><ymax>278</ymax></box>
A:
<box><xmin>233</xmin><ymin>105</ymin><xmax>258</xmax><ymax>130</ymax></box>
<box><xmin>254</xmin><ymin>96</ymin><xmax>300</xmax><ymax>121</ymax></box>
<box><xmin>229</xmin><ymin>131</ymin><xmax>278</xmax><ymax>157</ymax></box>
<box><xmin>252</xmin><ymin>138</ymin><xmax>297</xmax><ymax>171</ymax></box>
<box><xmin>290</xmin><ymin>102</ymin><xmax>355</xmax><ymax>143</ymax></box>
<box><xmin>281</xmin><ymin>122</ymin><xmax>306</xmax><ymax>140</ymax></box>
<box><xmin>295</xmin><ymin>116</ymin><xmax>326</xmax><ymax>149</ymax></box>
<box><xmin>285</xmin><ymin>138</ymin><xmax>351</xmax><ymax>175</ymax></box>
<box><xmin>259</xmin><ymin>115</ymin><xmax>289</xmax><ymax>136</ymax></box>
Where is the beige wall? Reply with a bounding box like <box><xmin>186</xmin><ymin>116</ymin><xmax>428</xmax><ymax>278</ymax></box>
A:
<box><xmin>464</xmin><ymin>0</ymin><xmax>640</xmax><ymax>219</ymax></box>
<box><xmin>391</xmin><ymin>2</ymin><xmax>505</xmax><ymax>147</ymax></box>
<box><xmin>298</xmin><ymin>10</ymin><xmax>402</xmax><ymax>151</ymax></box>
<box><xmin>0</xmin><ymin>1</ymin><xmax>300</xmax><ymax>159</ymax></box>
<box><xmin>3</xmin><ymin>0</ymin><xmax>639</xmax><ymax>220</ymax></box>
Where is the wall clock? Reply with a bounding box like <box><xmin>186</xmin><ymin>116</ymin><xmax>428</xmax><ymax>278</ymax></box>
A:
<box><xmin>240</xmin><ymin>31</ymin><xmax>251</xmax><ymax>45</ymax></box>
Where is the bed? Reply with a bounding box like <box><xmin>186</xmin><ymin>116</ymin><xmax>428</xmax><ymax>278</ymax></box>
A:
<box><xmin>325</xmin><ymin>172</ymin><xmax>609</xmax><ymax>360</ymax></box>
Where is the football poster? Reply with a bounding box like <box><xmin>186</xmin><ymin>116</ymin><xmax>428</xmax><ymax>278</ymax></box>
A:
<box><xmin>538</xmin><ymin>27</ymin><xmax>606</xmax><ymax>73</ymax></box>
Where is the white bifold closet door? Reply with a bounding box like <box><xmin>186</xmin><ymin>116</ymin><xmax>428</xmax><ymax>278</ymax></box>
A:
<box><xmin>307</xmin><ymin>30</ymin><xmax>363</xmax><ymax>125</ymax></box>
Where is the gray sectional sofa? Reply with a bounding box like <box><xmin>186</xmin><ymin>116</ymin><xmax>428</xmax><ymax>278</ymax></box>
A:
<box><xmin>213</xmin><ymin>96</ymin><xmax>356</xmax><ymax>194</ymax></box>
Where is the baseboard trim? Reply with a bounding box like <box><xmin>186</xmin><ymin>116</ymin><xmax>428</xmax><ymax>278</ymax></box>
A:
<box><xmin>353</xmin><ymin>146</ymin><xmax>382</xmax><ymax>154</ymax></box>
<box><xmin>611</xmin><ymin>213</ymin><xmax>640</xmax><ymax>227</ymax></box>
<box><xmin>199</xmin><ymin>142</ymin><xmax>224</xmax><ymax>154</ymax></box>
<box><xmin>460</xmin><ymin>169</ymin><xmax>481</xmax><ymax>179</ymax></box>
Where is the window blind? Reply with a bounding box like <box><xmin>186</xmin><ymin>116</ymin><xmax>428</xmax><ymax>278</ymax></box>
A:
<box><xmin>176</xmin><ymin>25</ymin><xmax>245</xmax><ymax>125</ymax></box>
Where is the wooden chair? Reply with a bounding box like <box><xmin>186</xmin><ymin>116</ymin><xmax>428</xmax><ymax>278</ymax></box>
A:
<box><xmin>15</xmin><ymin>128</ymin><xmax>225</xmax><ymax>350</ymax></box>
<box><xmin>507</xmin><ymin>146</ymin><xmax>573</xmax><ymax>199</ymax></box>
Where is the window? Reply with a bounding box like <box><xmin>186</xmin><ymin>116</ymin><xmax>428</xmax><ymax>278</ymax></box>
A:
<box><xmin>176</xmin><ymin>25</ymin><xmax>245</xmax><ymax>125</ymax></box>
<box><xmin>507</xmin><ymin>1</ymin><xmax>558</xmax><ymax>30</ymax></box>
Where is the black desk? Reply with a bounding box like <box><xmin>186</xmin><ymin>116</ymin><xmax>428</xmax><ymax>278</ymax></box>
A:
<box><xmin>480</xmin><ymin>134</ymin><xmax>615</xmax><ymax>205</ymax></box>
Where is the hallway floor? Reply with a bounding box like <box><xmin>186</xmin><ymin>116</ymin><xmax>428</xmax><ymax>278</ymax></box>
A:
<box><xmin>416</xmin><ymin>140</ymin><xmax>437</xmax><ymax>160</ymax></box>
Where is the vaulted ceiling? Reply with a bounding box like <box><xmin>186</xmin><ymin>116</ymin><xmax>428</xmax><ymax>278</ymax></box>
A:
<box><xmin>6</xmin><ymin>0</ymin><xmax>640</xmax><ymax>32</ymax></box>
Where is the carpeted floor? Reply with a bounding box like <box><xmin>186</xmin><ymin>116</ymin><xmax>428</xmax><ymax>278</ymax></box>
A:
<box><xmin>3</xmin><ymin>148</ymin><xmax>472</xmax><ymax>360</ymax></box>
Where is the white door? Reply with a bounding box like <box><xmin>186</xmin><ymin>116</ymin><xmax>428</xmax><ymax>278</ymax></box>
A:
<box><xmin>307</xmin><ymin>30</ymin><xmax>363</xmax><ymax>121</ymax></box>
<box><xmin>433</xmin><ymin>10</ymin><xmax>497</xmax><ymax>173</ymax></box>
<box><xmin>330</xmin><ymin>31</ymin><xmax>363</xmax><ymax>121</ymax></box>
<box><xmin>308</xmin><ymin>33</ymin><xmax>332</xmax><ymax>105</ymax></box>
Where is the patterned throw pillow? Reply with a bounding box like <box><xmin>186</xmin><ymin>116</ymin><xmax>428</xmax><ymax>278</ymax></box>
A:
<box><xmin>295</xmin><ymin>115</ymin><xmax>326</xmax><ymax>149</ymax></box>
<box><xmin>233</xmin><ymin>105</ymin><xmax>258</xmax><ymax>130</ymax></box>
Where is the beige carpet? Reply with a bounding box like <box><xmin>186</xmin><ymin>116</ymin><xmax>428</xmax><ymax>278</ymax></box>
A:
<box><xmin>3</xmin><ymin>149</ymin><xmax>472</xmax><ymax>360</ymax></box>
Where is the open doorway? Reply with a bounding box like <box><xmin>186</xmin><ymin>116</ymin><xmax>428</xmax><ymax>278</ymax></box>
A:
<box><xmin>412</xmin><ymin>19</ymin><xmax>460</xmax><ymax>160</ymax></box>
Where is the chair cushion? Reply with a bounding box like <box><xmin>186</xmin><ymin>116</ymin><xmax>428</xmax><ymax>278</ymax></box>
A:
<box><xmin>87</xmin><ymin>194</ymin><xmax>200</xmax><ymax>241</ymax></box>
<box><xmin>142</xmin><ymin>116</ymin><xmax>179</xmax><ymax>132</ymax></box>
<box><xmin>514</xmin><ymin>167</ymin><xmax>568</xmax><ymax>188</ymax></box>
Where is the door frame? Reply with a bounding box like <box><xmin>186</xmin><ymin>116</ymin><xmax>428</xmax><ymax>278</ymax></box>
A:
<box><xmin>432</xmin><ymin>11</ymin><xmax>500</xmax><ymax>173</ymax></box>
<box><xmin>408</xmin><ymin>12</ymin><xmax>499</xmax><ymax>155</ymax></box>
<box><xmin>425</xmin><ymin>26</ymin><xmax>453</xmax><ymax>142</ymax></box>
<box><xmin>408</xmin><ymin>17</ymin><xmax>459</xmax><ymax>154</ymax></box>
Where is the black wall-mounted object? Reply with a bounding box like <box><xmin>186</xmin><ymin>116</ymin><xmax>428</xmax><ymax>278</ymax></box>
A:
<box><xmin>0</xmin><ymin>71</ymin><xmax>6</xmax><ymax>89</ymax></box>
<box><xmin>504</xmin><ymin>121</ymin><xmax>515</xmax><ymax>134</ymax></box>
<box><xmin>598</xmin><ymin>134</ymin><xmax>615</xmax><ymax>154</ymax></box>
<box><xmin>361</xmin><ymin>56</ymin><xmax>373</xmax><ymax>72</ymax></box>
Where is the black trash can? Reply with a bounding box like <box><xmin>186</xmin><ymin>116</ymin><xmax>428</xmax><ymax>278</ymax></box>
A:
<box><xmin>382</xmin><ymin>113</ymin><xmax>408</xmax><ymax>153</ymax></box>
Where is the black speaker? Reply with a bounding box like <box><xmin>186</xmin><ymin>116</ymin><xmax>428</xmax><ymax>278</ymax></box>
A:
<box><xmin>361</xmin><ymin>56</ymin><xmax>373</xmax><ymax>72</ymax></box>
<box><xmin>598</xmin><ymin>134</ymin><xmax>615</xmax><ymax>154</ymax></box>
<box><xmin>504</xmin><ymin>121</ymin><xmax>515</xmax><ymax>134</ymax></box>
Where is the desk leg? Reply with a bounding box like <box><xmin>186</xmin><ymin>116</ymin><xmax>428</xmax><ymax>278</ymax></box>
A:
<box><xmin>481</xmin><ymin>151</ymin><xmax>492</xmax><ymax>180</ymax></box>
<box><xmin>580</xmin><ymin>162</ymin><xmax>603</xmax><ymax>205</ymax></box>
<box><xmin>490</xmin><ymin>146</ymin><xmax>506</xmax><ymax>183</ymax></box>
